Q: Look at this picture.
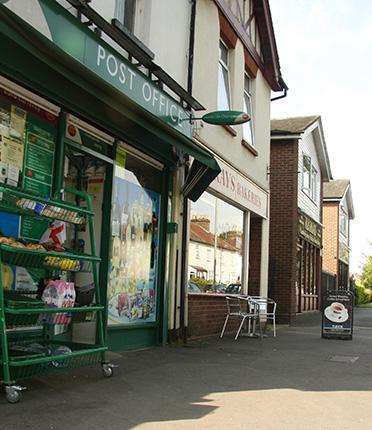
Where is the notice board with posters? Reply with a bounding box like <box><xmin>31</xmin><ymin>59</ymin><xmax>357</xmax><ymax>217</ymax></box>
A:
<box><xmin>322</xmin><ymin>290</ymin><xmax>354</xmax><ymax>339</ymax></box>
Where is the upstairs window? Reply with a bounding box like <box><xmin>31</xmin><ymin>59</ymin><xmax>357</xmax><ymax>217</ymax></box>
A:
<box><xmin>218</xmin><ymin>40</ymin><xmax>231</xmax><ymax>111</ymax></box>
<box><xmin>340</xmin><ymin>205</ymin><xmax>348</xmax><ymax>237</ymax></box>
<box><xmin>195</xmin><ymin>243</ymin><xmax>200</xmax><ymax>259</ymax></box>
<box><xmin>115</xmin><ymin>0</ymin><xmax>136</xmax><ymax>32</ymax></box>
<box><xmin>243</xmin><ymin>73</ymin><xmax>254</xmax><ymax>146</ymax></box>
<box><xmin>302</xmin><ymin>154</ymin><xmax>318</xmax><ymax>202</ymax></box>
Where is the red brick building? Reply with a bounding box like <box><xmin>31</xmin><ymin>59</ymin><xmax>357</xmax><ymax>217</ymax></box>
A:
<box><xmin>323</xmin><ymin>180</ymin><xmax>355</xmax><ymax>290</ymax></box>
<box><xmin>270</xmin><ymin>116</ymin><xmax>332</xmax><ymax>322</ymax></box>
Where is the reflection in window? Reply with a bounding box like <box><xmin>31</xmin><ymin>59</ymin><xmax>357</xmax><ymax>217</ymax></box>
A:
<box><xmin>188</xmin><ymin>192</ymin><xmax>243</xmax><ymax>287</ymax></box>
<box><xmin>195</xmin><ymin>243</ymin><xmax>200</xmax><ymax>259</ymax></box>
<box><xmin>218</xmin><ymin>41</ymin><xmax>231</xmax><ymax>111</ymax></box>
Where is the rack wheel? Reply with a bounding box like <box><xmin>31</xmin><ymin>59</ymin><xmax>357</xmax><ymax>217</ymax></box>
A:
<box><xmin>5</xmin><ymin>389</ymin><xmax>21</xmax><ymax>403</ymax></box>
<box><xmin>102</xmin><ymin>366</ymin><xmax>113</xmax><ymax>378</ymax></box>
<box><xmin>101</xmin><ymin>362</ymin><xmax>117</xmax><ymax>378</ymax></box>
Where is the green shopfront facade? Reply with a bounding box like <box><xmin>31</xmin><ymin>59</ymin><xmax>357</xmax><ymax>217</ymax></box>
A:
<box><xmin>0</xmin><ymin>1</ymin><xmax>220</xmax><ymax>351</ymax></box>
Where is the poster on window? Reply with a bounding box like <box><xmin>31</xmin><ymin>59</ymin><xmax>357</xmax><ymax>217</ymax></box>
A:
<box><xmin>108</xmin><ymin>176</ymin><xmax>160</xmax><ymax>325</ymax></box>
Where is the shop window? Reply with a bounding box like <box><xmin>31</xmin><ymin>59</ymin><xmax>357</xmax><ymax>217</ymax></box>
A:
<box><xmin>243</xmin><ymin>73</ymin><xmax>254</xmax><ymax>147</ymax></box>
<box><xmin>0</xmin><ymin>79</ymin><xmax>59</xmax><ymax>243</ymax></box>
<box><xmin>107</xmin><ymin>142</ymin><xmax>162</xmax><ymax>326</ymax></box>
<box><xmin>218</xmin><ymin>40</ymin><xmax>232</xmax><ymax>111</ymax></box>
<box><xmin>189</xmin><ymin>191</ymin><xmax>243</xmax><ymax>287</ymax></box>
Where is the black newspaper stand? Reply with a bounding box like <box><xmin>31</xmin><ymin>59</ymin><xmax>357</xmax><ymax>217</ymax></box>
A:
<box><xmin>322</xmin><ymin>290</ymin><xmax>354</xmax><ymax>339</ymax></box>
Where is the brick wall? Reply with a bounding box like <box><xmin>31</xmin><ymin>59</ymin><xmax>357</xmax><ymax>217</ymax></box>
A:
<box><xmin>187</xmin><ymin>294</ymin><xmax>251</xmax><ymax>338</ymax></box>
<box><xmin>249</xmin><ymin>218</ymin><xmax>262</xmax><ymax>296</ymax></box>
<box><xmin>269</xmin><ymin>138</ymin><xmax>299</xmax><ymax>323</ymax></box>
<box><xmin>322</xmin><ymin>202</ymin><xmax>339</xmax><ymax>275</ymax></box>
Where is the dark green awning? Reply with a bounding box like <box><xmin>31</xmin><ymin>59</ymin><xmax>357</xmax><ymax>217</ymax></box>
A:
<box><xmin>0</xmin><ymin>4</ymin><xmax>220</xmax><ymax>201</ymax></box>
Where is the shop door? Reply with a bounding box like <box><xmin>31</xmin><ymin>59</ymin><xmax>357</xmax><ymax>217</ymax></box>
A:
<box><xmin>62</xmin><ymin>143</ymin><xmax>111</xmax><ymax>343</ymax></box>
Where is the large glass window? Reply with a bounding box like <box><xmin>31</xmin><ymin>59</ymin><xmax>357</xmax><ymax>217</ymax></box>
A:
<box><xmin>243</xmin><ymin>73</ymin><xmax>254</xmax><ymax>146</ymax></box>
<box><xmin>108</xmin><ymin>143</ymin><xmax>162</xmax><ymax>325</ymax></box>
<box><xmin>218</xmin><ymin>41</ymin><xmax>231</xmax><ymax>111</ymax></box>
<box><xmin>189</xmin><ymin>192</ymin><xmax>243</xmax><ymax>291</ymax></box>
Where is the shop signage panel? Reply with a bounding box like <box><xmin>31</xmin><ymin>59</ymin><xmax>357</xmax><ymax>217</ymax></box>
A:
<box><xmin>322</xmin><ymin>290</ymin><xmax>354</xmax><ymax>339</ymax></box>
<box><xmin>21</xmin><ymin>117</ymin><xmax>57</xmax><ymax>240</ymax></box>
<box><xmin>339</xmin><ymin>242</ymin><xmax>349</xmax><ymax>264</ymax></box>
<box><xmin>298</xmin><ymin>212</ymin><xmax>322</xmax><ymax>248</ymax></box>
<box><xmin>36</xmin><ymin>0</ymin><xmax>192</xmax><ymax>138</ymax></box>
<box><xmin>208</xmin><ymin>158</ymin><xmax>268</xmax><ymax>218</ymax></box>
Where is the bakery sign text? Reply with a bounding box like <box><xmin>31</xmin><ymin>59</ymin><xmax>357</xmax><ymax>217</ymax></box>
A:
<box><xmin>209</xmin><ymin>160</ymin><xmax>268</xmax><ymax>218</ymax></box>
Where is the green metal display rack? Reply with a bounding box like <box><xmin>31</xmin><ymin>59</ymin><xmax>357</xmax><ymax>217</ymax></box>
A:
<box><xmin>0</xmin><ymin>184</ymin><xmax>114</xmax><ymax>403</ymax></box>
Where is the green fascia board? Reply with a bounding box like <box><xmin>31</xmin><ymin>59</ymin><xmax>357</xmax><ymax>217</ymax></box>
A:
<box><xmin>0</xmin><ymin>4</ymin><xmax>220</xmax><ymax>186</ymax></box>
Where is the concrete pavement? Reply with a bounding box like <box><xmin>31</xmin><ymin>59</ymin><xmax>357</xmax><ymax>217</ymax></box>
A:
<box><xmin>1</xmin><ymin>307</ymin><xmax>372</xmax><ymax>429</ymax></box>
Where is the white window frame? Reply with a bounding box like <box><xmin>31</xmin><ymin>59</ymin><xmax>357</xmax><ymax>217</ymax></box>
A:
<box><xmin>340</xmin><ymin>205</ymin><xmax>348</xmax><ymax>237</ymax></box>
<box><xmin>302</xmin><ymin>154</ymin><xmax>318</xmax><ymax>202</ymax></box>
<box><xmin>218</xmin><ymin>40</ymin><xmax>231</xmax><ymax>111</ymax></box>
<box><xmin>195</xmin><ymin>243</ymin><xmax>200</xmax><ymax>259</ymax></box>
<box><xmin>243</xmin><ymin>73</ymin><xmax>254</xmax><ymax>146</ymax></box>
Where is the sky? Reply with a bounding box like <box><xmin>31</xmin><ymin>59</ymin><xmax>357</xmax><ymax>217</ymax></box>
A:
<box><xmin>269</xmin><ymin>0</ymin><xmax>372</xmax><ymax>274</ymax></box>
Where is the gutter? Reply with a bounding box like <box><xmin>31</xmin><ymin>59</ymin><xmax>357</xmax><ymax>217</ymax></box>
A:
<box><xmin>271</xmin><ymin>76</ymin><xmax>288</xmax><ymax>101</ymax></box>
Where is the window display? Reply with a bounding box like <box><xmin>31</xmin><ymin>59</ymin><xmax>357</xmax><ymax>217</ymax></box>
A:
<box><xmin>108</xmin><ymin>146</ymin><xmax>162</xmax><ymax>325</ymax></box>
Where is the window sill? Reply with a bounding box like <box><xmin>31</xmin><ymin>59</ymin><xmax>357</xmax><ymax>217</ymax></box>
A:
<box><xmin>241</xmin><ymin>139</ymin><xmax>258</xmax><ymax>156</ymax></box>
<box><xmin>222</xmin><ymin>124</ymin><xmax>237</xmax><ymax>137</ymax></box>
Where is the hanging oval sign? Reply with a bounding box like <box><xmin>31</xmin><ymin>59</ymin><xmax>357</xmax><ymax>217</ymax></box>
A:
<box><xmin>201</xmin><ymin>110</ymin><xmax>250</xmax><ymax>125</ymax></box>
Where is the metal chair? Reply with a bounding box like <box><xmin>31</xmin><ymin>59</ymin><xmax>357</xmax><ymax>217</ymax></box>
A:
<box><xmin>220</xmin><ymin>296</ymin><xmax>262</xmax><ymax>340</ymax></box>
<box><xmin>250</xmin><ymin>296</ymin><xmax>277</xmax><ymax>337</ymax></box>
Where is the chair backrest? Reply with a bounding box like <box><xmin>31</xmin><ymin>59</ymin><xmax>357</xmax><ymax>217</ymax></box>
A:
<box><xmin>225</xmin><ymin>296</ymin><xmax>242</xmax><ymax>316</ymax></box>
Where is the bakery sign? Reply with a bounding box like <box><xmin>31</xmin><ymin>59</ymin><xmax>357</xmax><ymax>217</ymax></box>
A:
<box><xmin>208</xmin><ymin>159</ymin><xmax>268</xmax><ymax>218</ymax></box>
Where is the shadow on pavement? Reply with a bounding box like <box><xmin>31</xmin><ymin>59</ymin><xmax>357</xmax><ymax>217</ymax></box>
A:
<box><xmin>1</xmin><ymin>307</ymin><xmax>372</xmax><ymax>429</ymax></box>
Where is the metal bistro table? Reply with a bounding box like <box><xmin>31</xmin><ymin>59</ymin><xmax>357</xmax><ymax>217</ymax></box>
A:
<box><xmin>238</xmin><ymin>296</ymin><xmax>265</xmax><ymax>339</ymax></box>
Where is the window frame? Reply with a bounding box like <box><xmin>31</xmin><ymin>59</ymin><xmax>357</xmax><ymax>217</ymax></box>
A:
<box><xmin>115</xmin><ymin>0</ymin><xmax>136</xmax><ymax>32</ymax></box>
<box><xmin>218</xmin><ymin>40</ymin><xmax>232</xmax><ymax>111</ymax></box>
<box><xmin>302</xmin><ymin>154</ymin><xmax>318</xmax><ymax>202</ymax></box>
<box><xmin>242</xmin><ymin>73</ymin><xmax>254</xmax><ymax>147</ymax></box>
<box><xmin>340</xmin><ymin>205</ymin><xmax>348</xmax><ymax>237</ymax></box>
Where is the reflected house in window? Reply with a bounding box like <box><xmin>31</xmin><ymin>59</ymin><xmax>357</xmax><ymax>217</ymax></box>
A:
<box><xmin>188</xmin><ymin>215</ymin><xmax>242</xmax><ymax>284</ymax></box>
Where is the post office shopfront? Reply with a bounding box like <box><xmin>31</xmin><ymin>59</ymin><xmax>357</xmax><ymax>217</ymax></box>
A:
<box><xmin>0</xmin><ymin>3</ymin><xmax>220</xmax><ymax>351</ymax></box>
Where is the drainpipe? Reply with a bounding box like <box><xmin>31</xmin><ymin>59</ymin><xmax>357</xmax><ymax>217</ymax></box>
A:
<box><xmin>178</xmin><ymin>0</ymin><xmax>197</xmax><ymax>343</ymax></box>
